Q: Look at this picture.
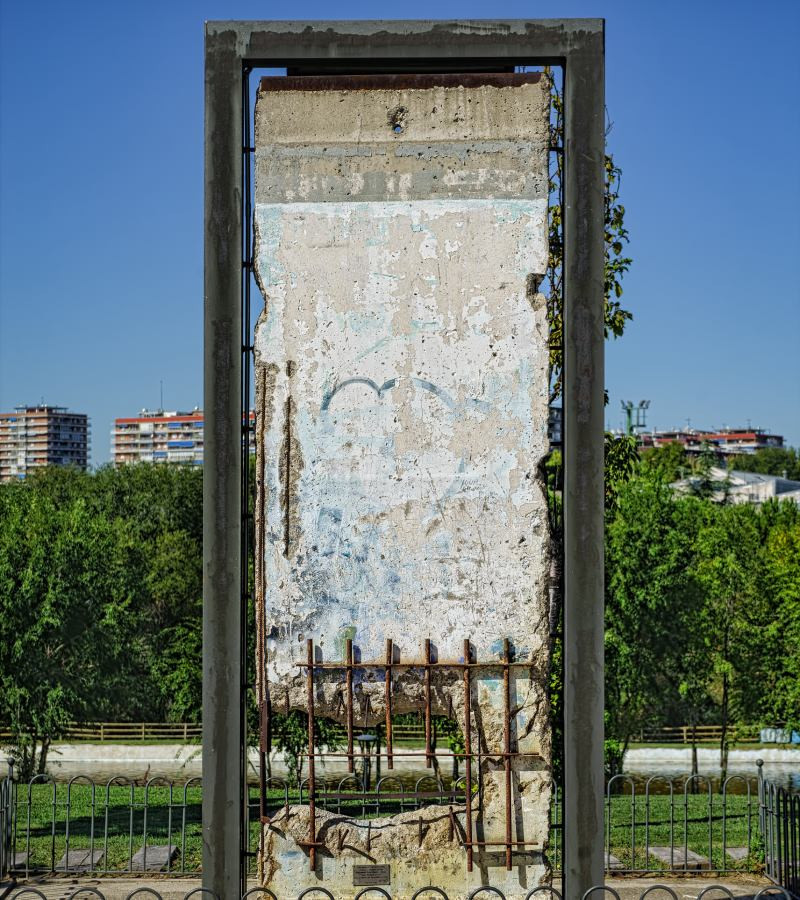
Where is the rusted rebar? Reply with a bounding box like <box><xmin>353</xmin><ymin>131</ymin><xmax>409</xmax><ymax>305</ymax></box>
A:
<box><xmin>306</xmin><ymin>638</ymin><xmax>316</xmax><ymax>871</ymax></box>
<box><xmin>385</xmin><ymin>638</ymin><xmax>394</xmax><ymax>770</ymax></box>
<box><xmin>424</xmin><ymin>638</ymin><xmax>432</xmax><ymax>769</ymax></box>
<box><xmin>259</xmin><ymin>697</ymin><xmax>270</xmax><ymax>823</ymax></box>
<box><xmin>503</xmin><ymin>637</ymin><xmax>512</xmax><ymax>871</ymax></box>
<box><xmin>346</xmin><ymin>638</ymin><xmax>354</xmax><ymax>773</ymax></box>
<box><xmin>463</xmin><ymin>637</ymin><xmax>474</xmax><ymax>872</ymax></box>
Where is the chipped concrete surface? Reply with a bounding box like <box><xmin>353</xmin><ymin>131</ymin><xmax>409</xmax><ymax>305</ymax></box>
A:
<box><xmin>254</xmin><ymin>76</ymin><xmax>552</xmax><ymax>898</ymax></box>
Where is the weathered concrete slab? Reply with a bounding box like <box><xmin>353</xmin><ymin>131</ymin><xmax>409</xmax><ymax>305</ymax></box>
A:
<box><xmin>606</xmin><ymin>853</ymin><xmax>624</xmax><ymax>870</ymax></box>
<box><xmin>726</xmin><ymin>846</ymin><xmax>750</xmax><ymax>861</ymax></box>
<box><xmin>55</xmin><ymin>848</ymin><xmax>104</xmax><ymax>871</ymax></box>
<box><xmin>11</xmin><ymin>851</ymin><xmax>29</xmax><ymax>868</ymax></box>
<box><xmin>649</xmin><ymin>846</ymin><xmax>709</xmax><ymax>869</ymax></box>
<box><xmin>255</xmin><ymin>72</ymin><xmax>551</xmax><ymax>900</ymax></box>
<box><xmin>131</xmin><ymin>844</ymin><xmax>179</xmax><ymax>871</ymax></box>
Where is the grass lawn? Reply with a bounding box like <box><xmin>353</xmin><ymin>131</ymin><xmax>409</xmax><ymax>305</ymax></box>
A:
<box><xmin>11</xmin><ymin>783</ymin><xmax>760</xmax><ymax>874</ymax></box>
<box><xmin>550</xmin><ymin>792</ymin><xmax>759</xmax><ymax>872</ymax></box>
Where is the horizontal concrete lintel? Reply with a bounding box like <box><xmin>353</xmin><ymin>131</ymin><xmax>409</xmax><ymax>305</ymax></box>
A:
<box><xmin>206</xmin><ymin>18</ymin><xmax>604</xmax><ymax>66</ymax></box>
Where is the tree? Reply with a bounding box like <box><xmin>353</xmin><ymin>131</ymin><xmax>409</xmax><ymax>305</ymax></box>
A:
<box><xmin>270</xmin><ymin>712</ymin><xmax>341</xmax><ymax>787</ymax></box>
<box><xmin>604</xmin><ymin>474</ymin><xmax>707</xmax><ymax>753</ymax></box>
<box><xmin>640</xmin><ymin>442</ymin><xmax>690</xmax><ymax>483</ymax></box>
<box><xmin>692</xmin><ymin>504</ymin><xmax>762</xmax><ymax>776</ymax></box>
<box><xmin>729</xmin><ymin>447</ymin><xmax>800</xmax><ymax>481</ymax></box>
<box><xmin>759</xmin><ymin>514</ymin><xmax>800</xmax><ymax>731</ymax></box>
<box><xmin>720</xmin><ymin>500</ymin><xmax>800</xmax><ymax>734</ymax></box>
<box><xmin>0</xmin><ymin>477</ymin><xmax>138</xmax><ymax>778</ymax></box>
<box><xmin>544</xmin><ymin>70</ymin><xmax>633</xmax><ymax>402</ymax></box>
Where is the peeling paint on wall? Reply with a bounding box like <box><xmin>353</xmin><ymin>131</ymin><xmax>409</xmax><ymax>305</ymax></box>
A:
<box><xmin>254</xmin><ymin>74</ymin><xmax>552</xmax><ymax>898</ymax></box>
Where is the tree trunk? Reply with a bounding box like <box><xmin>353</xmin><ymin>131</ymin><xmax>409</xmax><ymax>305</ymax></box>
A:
<box><xmin>430</xmin><ymin>722</ymin><xmax>441</xmax><ymax>779</ymax></box>
<box><xmin>720</xmin><ymin>668</ymin><xmax>729</xmax><ymax>782</ymax></box>
<box><xmin>37</xmin><ymin>737</ymin><xmax>50</xmax><ymax>775</ymax></box>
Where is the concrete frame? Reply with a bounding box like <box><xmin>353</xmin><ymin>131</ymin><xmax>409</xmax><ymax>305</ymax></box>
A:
<box><xmin>204</xmin><ymin>19</ymin><xmax>605</xmax><ymax>900</ymax></box>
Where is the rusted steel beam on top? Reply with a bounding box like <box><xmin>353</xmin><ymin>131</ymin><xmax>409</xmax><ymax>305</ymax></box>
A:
<box><xmin>258</xmin><ymin>72</ymin><xmax>545</xmax><ymax>91</ymax></box>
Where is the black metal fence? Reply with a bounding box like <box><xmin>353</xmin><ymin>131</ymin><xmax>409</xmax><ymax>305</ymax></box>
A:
<box><xmin>1</xmin><ymin>761</ymin><xmax>797</xmax><ymax>893</ymax></box>
<box><xmin>761</xmin><ymin>768</ymin><xmax>800</xmax><ymax>898</ymax></box>
<box><xmin>2</xmin><ymin>885</ymin><xmax>795</xmax><ymax>900</ymax></box>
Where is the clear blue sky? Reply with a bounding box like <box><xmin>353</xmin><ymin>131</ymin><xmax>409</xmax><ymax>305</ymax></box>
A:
<box><xmin>1</xmin><ymin>0</ymin><xmax>798</xmax><ymax>465</ymax></box>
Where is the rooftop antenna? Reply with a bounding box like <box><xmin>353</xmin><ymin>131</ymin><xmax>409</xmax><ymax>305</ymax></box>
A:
<box><xmin>160</xmin><ymin>380</ymin><xmax>164</xmax><ymax>414</ymax></box>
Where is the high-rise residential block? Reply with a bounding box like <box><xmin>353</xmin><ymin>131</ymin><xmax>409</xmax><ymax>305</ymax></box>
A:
<box><xmin>0</xmin><ymin>405</ymin><xmax>90</xmax><ymax>481</ymax></box>
<box><xmin>112</xmin><ymin>408</ymin><xmax>255</xmax><ymax>466</ymax></box>
<box><xmin>111</xmin><ymin>409</ymin><xmax>205</xmax><ymax>466</ymax></box>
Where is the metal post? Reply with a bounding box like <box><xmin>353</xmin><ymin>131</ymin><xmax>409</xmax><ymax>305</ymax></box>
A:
<box><xmin>563</xmin><ymin>20</ymin><xmax>606</xmax><ymax>900</ymax></box>
<box><xmin>203</xmin><ymin>24</ymin><xmax>243</xmax><ymax>900</ymax></box>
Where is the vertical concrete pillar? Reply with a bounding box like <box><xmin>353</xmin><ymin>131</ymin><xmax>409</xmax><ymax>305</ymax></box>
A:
<box><xmin>563</xmin><ymin>26</ymin><xmax>606</xmax><ymax>900</ymax></box>
<box><xmin>203</xmin><ymin>28</ymin><xmax>244</xmax><ymax>900</ymax></box>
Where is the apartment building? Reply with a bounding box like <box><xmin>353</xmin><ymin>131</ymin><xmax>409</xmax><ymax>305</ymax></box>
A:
<box><xmin>112</xmin><ymin>408</ymin><xmax>255</xmax><ymax>466</ymax></box>
<box><xmin>0</xmin><ymin>405</ymin><xmax>90</xmax><ymax>481</ymax></box>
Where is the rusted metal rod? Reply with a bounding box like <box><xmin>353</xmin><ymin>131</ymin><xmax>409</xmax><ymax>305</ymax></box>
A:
<box><xmin>503</xmin><ymin>637</ymin><xmax>512</xmax><ymax>871</ymax></box>
<box><xmin>306</xmin><ymin>638</ymin><xmax>316</xmax><ymax>872</ymax></box>
<box><xmin>463</xmin><ymin>637</ymin><xmax>474</xmax><ymax>872</ymax></box>
<box><xmin>424</xmin><ymin>638</ymin><xmax>432</xmax><ymax>769</ymax></box>
<box><xmin>259</xmin><ymin>697</ymin><xmax>270</xmax><ymax>824</ymax></box>
<box><xmin>303</xmin><ymin>750</ymin><xmax>540</xmax><ymax>759</ymax></box>
<box><xmin>293</xmin><ymin>660</ymin><xmax>533</xmax><ymax>669</ymax></box>
<box><xmin>346</xmin><ymin>638</ymin><xmax>354</xmax><ymax>773</ymax></box>
<box><xmin>385</xmin><ymin>638</ymin><xmax>394</xmax><ymax>770</ymax></box>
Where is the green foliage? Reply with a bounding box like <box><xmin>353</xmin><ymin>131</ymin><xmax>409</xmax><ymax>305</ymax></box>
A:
<box><xmin>545</xmin><ymin>70</ymin><xmax>633</xmax><ymax>402</ymax></box>
<box><xmin>729</xmin><ymin>447</ymin><xmax>800</xmax><ymax>481</ymax></box>
<box><xmin>270</xmin><ymin>712</ymin><xmax>342</xmax><ymax>786</ymax></box>
<box><xmin>605</xmin><ymin>474</ymin><xmax>707</xmax><ymax>748</ymax></box>
<box><xmin>604</xmin><ymin>434</ymin><xmax>639</xmax><ymax>511</ymax></box>
<box><xmin>640</xmin><ymin>442</ymin><xmax>690</xmax><ymax>483</ymax></box>
<box><xmin>604</xmin><ymin>454</ymin><xmax>800</xmax><ymax>750</ymax></box>
<box><xmin>0</xmin><ymin>464</ymin><xmax>203</xmax><ymax>776</ymax></box>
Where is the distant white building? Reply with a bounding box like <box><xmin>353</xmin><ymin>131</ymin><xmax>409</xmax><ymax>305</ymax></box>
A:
<box><xmin>672</xmin><ymin>466</ymin><xmax>800</xmax><ymax>506</ymax></box>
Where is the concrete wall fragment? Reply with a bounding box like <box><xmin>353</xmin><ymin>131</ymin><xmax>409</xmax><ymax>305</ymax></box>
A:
<box><xmin>254</xmin><ymin>73</ymin><xmax>552</xmax><ymax>898</ymax></box>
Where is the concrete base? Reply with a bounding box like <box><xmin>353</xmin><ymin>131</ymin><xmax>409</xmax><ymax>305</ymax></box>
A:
<box><xmin>649</xmin><ymin>847</ymin><xmax>709</xmax><ymax>870</ymax></box>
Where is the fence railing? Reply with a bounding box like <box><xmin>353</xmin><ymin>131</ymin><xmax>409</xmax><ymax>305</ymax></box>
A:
<box><xmin>2</xmin><ymin>885</ymin><xmax>795</xmax><ymax>900</ymax></box>
<box><xmin>638</xmin><ymin>725</ymin><xmax>762</xmax><ymax>744</ymax></box>
<box><xmin>1</xmin><ymin>759</ymin><xmax>12</xmax><ymax>881</ymax></box>
<box><xmin>2</xmin><ymin>762</ymin><xmax>785</xmax><ymax>880</ymax></box>
<box><xmin>0</xmin><ymin>722</ymin><xmax>203</xmax><ymax>743</ymax></box>
<box><xmin>761</xmin><ymin>766</ymin><xmax>800</xmax><ymax>898</ymax></box>
<box><xmin>3</xmin><ymin>721</ymin><xmax>794</xmax><ymax>745</ymax></box>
